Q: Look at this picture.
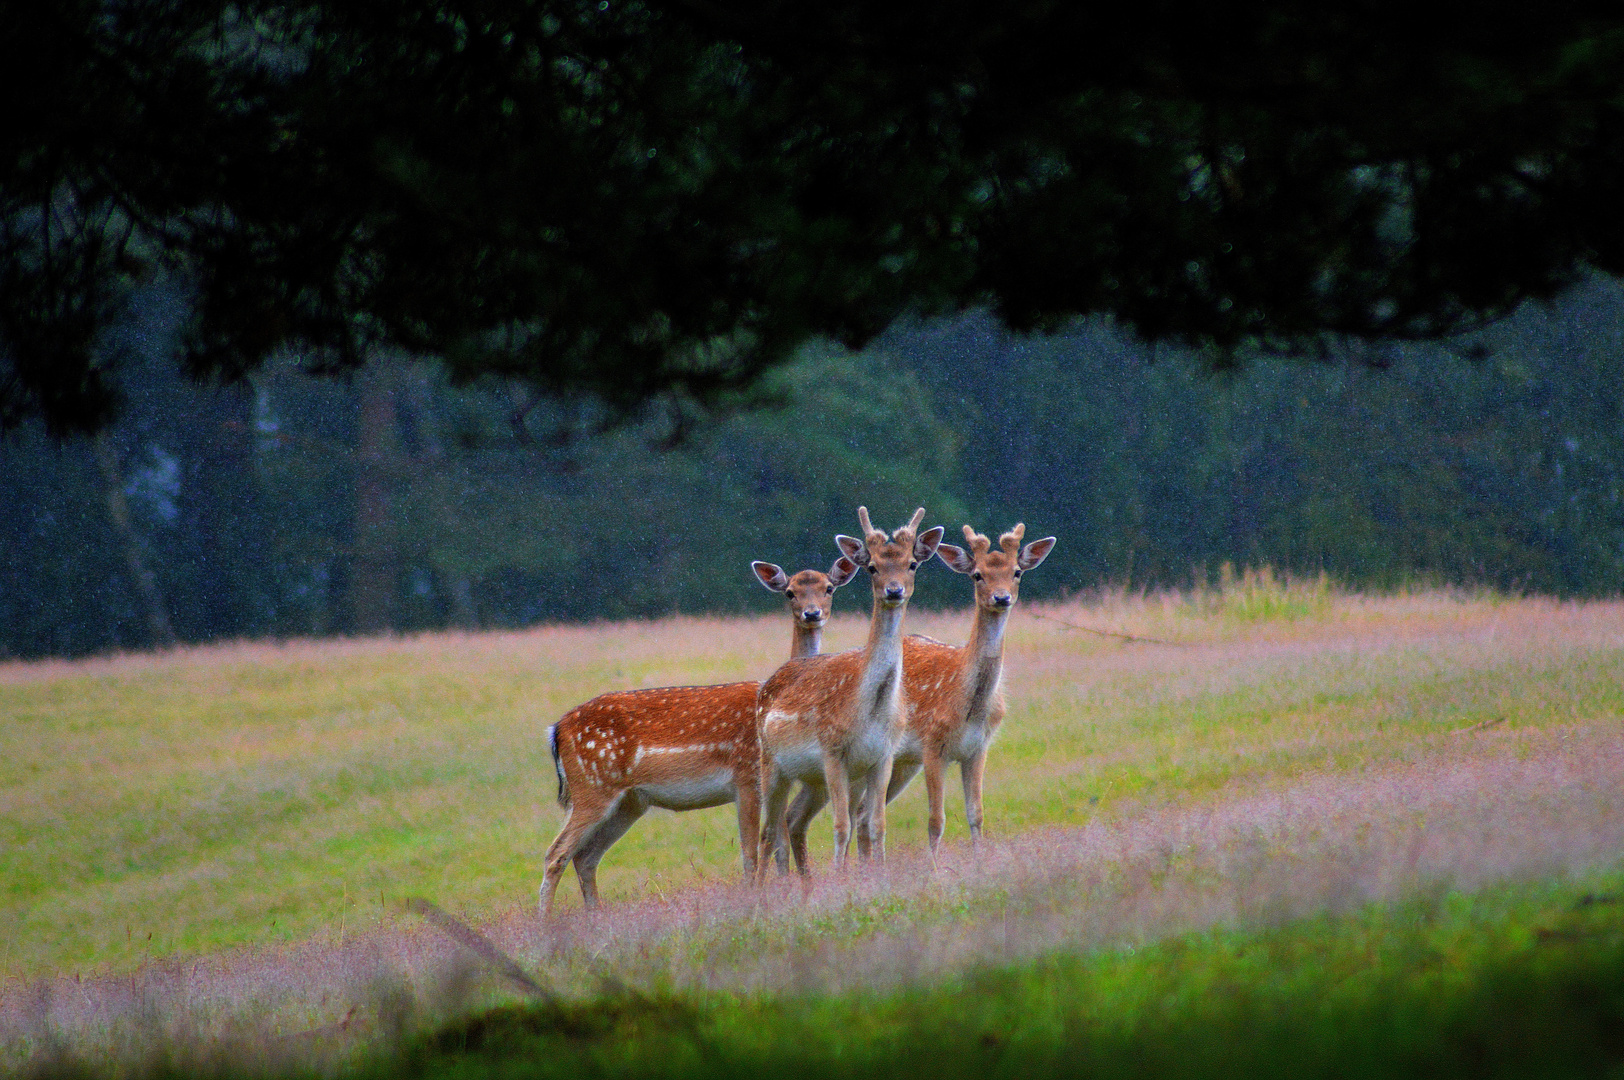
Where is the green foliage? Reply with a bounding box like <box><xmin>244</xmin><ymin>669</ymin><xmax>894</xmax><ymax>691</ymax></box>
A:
<box><xmin>7</xmin><ymin>1</ymin><xmax>1624</xmax><ymax>433</ymax></box>
<box><xmin>6</xmin><ymin>280</ymin><xmax>1624</xmax><ymax>657</ymax></box>
<box><xmin>384</xmin><ymin>346</ymin><xmax>967</xmax><ymax>623</ymax></box>
<box><xmin>896</xmin><ymin>281</ymin><xmax>1624</xmax><ymax>601</ymax></box>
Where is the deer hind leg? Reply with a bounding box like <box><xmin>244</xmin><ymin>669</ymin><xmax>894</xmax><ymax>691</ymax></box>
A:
<box><xmin>922</xmin><ymin>751</ymin><xmax>947</xmax><ymax>853</ymax></box>
<box><xmin>786</xmin><ymin>783</ymin><xmax>829</xmax><ymax>876</ymax></box>
<box><xmin>857</xmin><ymin>755</ymin><xmax>894</xmax><ymax>864</ymax></box>
<box><xmin>571</xmin><ymin>792</ymin><xmax>645</xmax><ymax>910</ymax></box>
<box><xmin>853</xmin><ymin>785</ymin><xmax>872</xmax><ymax>860</ymax></box>
<box><xmin>821</xmin><ymin>754</ymin><xmax>854</xmax><ymax>870</ymax></box>
<box><xmin>733</xmin><ymin>763</ymin><xmax>761</xmax><ymax>879</ymax></box>
<box><xmin>857</xmin><ymin>757</ymin><xmax>919</xmax><ymax>859</ymax></box>
<box><xmin>886</xmin><ymin>757</ymin><xmax>922</xmax><ymax>804</ymax></box>
<box><xmin>540</xmin><ymin>794</ymin><xmax>614</xmax><ymax>916</ymax></box>
<box><xmin>961</xmin><ymin>750</ymin><xmax>988</xmax><ymax>850</ymax></box>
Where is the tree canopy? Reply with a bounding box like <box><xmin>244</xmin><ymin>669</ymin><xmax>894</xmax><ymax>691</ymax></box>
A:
<box><xmin>7</xmin><ymin>1</ymin><xmax>1624</xmax><ymax>433</ymax></box>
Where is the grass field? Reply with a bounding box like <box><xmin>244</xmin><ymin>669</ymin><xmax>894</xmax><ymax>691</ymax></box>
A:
<box><xmin>2</xmin><ymin>579</ymin><xmax>1622</xmax><ymax>1074</ymax></box>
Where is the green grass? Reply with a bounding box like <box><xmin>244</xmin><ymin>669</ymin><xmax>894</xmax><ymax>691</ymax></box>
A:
<box><xmin>3</xmin><ymin>591</ymin><xmax>1621</xmax><ymax>978</ymax></box>
<box><xmin>3</xmin><ymin>586</ymin><xmax>1623</xmax><ymax>1077</ymax></box>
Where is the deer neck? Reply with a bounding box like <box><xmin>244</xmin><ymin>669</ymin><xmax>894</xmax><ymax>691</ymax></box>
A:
<box><xmin>961</xmin><ymin>605</ymin><xmax>1009</xmax><ymax>723</ymax></box>
<box><xmin>789</xmin><ymin>622</ymin><xmax>822</xmax><ymax>659</ymax></box>
<box><xmin>855</xmin><ymin>598</ymin><xmax>908</xmax><ymax>721</ymax></box>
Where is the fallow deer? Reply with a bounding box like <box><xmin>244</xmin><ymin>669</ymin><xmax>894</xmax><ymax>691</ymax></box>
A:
<box><xmin>757</xmin><ymin>507</ymin><xmax>944</xmax><ymax>874</ymax></box>
<box><xmin>783</xmin><ymin>524</ymin><xmax>1055</xmax><ymax>869</ymax></box>
<box><xmin>539</xmin><ymin>554</ymin><xmax>858</xmax><ymax>914</ymax></box>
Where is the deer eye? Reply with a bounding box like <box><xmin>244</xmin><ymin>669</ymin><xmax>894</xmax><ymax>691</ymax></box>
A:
<box><xmin>972</xmin><ymin>571</ymin><xmax>983</xmax><ymax>581</ymax></box>
<box><xmin>867</xmin><ymin>565</ymin><xmax>877</xmax><ymax>574</ymax></box>
<box><xmin>1013</xmin><ymin>569</ymin><xmax>1023</xmax><ymax>579</ymax></box>
<box><xmin>909</xmin><ymin>561</ymin><xmax>918</xmax><ymax>570</ymax></box>
<box><xmin>825</xmin><ymin>585</ymin><xmax>834</xmax><ymax>594</ymax></box>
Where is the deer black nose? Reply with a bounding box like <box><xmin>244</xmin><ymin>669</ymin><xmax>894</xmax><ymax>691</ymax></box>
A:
<box><xmin>885</xmin><ymin>584</ymin><xmax>905</xmax><ymax>600</ymax></box>
<box><xmin>992</xmin><ymin>592</ymin><xmax>1013</xmax><ymax>607</ymax></box>
<box><xmin>802</xmin><ymin>608</ymin><xmax>822</xmax><ymax>622</ymax></box>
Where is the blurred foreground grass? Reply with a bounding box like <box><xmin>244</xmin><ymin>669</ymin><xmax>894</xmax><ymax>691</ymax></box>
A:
<box><xmin>388</xmin><ymin>866</ymin><xmax>1624</xmax><ymax>1080</ymax></box>
<box><xmin>2</xmin><ymin>579</ymin><xmax>1621</xmax><ymax>978</ymax></box>
<box><xmin>20</xmin><ymin>861</ymin><xmax>1624</xmax><ymax>1079</ymax></box>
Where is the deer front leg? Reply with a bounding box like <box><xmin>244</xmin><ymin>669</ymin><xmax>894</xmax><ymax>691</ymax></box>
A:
<box><xmin>572</xmin><ymin>793</ymin><xmax>645</xmax><ymax>909</ymax></box>
<box><xmin>821</xmin><ymin>754</ymin><xmax>854</xmax><ymax>870</ymax></box>
<box><xmin>786</xmin><ymin>783</ymin><xmax>829</xmax><ymax>876</ymax></box>
<box><xmin>961</xmin><ymin>750</ymin><xmax>988</xmax><ymax>851</ymax></box>
<box><xmin>923</xmin><ymin>750</ymin><xmax>947</xmax><ymax>853</ymax></box>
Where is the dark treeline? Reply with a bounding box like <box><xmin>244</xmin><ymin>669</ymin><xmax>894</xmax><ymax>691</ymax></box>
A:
<box><xmin>3</xmin><ymin>281</ymin><xmax>1621</xmax><ymax>659</ymax></box>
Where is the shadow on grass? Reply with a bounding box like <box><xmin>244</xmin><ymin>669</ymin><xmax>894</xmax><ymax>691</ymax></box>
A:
<box><xmin>13</xmin><ymin>883</ymin><xmax>1624</xmax><ymax>1080</ymax></box>
<box><xmin>380</xmin><ymin>899</ymin><xmax>1624</xmax><ymax>1080</ymax></box>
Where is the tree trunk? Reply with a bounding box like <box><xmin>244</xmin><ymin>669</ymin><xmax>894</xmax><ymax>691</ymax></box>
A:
<box><xmin>349</xmin><ymin>363</ymin><xmax>399</xmax><ymax>635</ymax></box>
<box><xmin>401</xmin><ymin>361</ymin><xmax>480</xmax><ymax>630</ymax></box>
<box><xmin>94</xmin><ymin>433</ymin><xmax>178</xmax><ymax>649</ymax></box>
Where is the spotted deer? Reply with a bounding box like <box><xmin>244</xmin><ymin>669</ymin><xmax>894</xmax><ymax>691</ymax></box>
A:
<box><xmin>757</xmin><ymin>507</ymin><xmax>944</xmax><ymax>874</ymax></box>
<box><xmin>539</xmin><ymin>554</ymin><xmax>858</xmax><ymax>913</ymax></box>
<box><xmin>783</xmin><ymin>524</ymin><xmax>1055</xmax><ymax>870</ymax></box>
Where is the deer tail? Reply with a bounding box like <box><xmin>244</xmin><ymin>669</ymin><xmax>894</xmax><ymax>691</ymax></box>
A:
<box><xmin>547</xmin><ymin>723</ymin><xmax>570</xmax><ymax>808</ymax></box>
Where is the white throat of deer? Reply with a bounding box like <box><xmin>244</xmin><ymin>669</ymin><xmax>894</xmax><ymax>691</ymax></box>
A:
<box><xmin>970</xmin><ymin>601</ymin><xmax>1009</xmax><ymax>661</ymax></box>
<box><xmin>791</xmin><ymin>618</ymin><xmax>823</xmax><ymax>659</ymax></box>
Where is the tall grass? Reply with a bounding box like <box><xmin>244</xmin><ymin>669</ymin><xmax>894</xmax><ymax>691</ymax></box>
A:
<box><xmin>1194</xmin><ymin>562</ymin><xmax>1336</xmax><ymax>622</ymax></box>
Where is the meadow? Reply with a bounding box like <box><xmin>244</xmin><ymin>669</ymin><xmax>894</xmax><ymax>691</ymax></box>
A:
<box><xmin>2</xmin><ymin>577</ymin><xmax>1622</xmax><ymax>1075</ymax></box>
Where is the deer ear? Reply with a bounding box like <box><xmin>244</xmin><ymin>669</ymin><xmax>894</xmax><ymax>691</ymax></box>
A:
<box><xmin>835</xmin><ymin>534</ymin><xmax>868</xmax><ymax>563</ymax></box>
<box><xmin>752</xmin><ymin>561</ymin><xmax>790</xmax><ymax>592</ymax></box>
<box><xmin>827</xmin><ymin>556</ymin><xmax>860</xmax><ymax>588</ymax></box>
<box><xmin>1018</xmin><ymin>537</ymin><xmax>1057</xmax><ymax>571</ymax></box>
<box><xmin>914</xmin><ymin>525</ymin><xmax>945</xmax><ymax>562</ymax></box>
<box><xmin>935</xmin><ymin>542</ymin><xmax>977</xmax><ymax>575</ymax></box>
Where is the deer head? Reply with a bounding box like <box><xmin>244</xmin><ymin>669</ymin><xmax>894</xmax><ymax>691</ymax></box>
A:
<box><xmin>752</xmin><ymin>556</ymin><xmax>861</xmax><ymax>627</ymax></box>
<box><xmin>935</xmin><ymin>522</ymin><xmax>1056</xmax><ymax>611</ymax></box>
<box><xmin>835</xmin><ymin>506</ymin><xmax>945</xmax><ymax>609</ymax></box>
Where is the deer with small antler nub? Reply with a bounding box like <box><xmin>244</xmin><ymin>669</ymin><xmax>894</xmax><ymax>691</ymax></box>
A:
<box><xmin>539</xmin><ymin>554</ymin><xmax>858</xmax><ymax>914</ymax></box>
<box><xmin>757</xmin><ymin>507</ymin><xmax>944</xmax><ymax>875</ymax></box>
<box><xmin>783</xmin><ymin>523</ymin><xmax>1055</xmax><ymax>869</ymax></box>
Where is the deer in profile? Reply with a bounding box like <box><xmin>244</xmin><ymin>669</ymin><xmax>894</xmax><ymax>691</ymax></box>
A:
<box><xmin>539</xmin><ymin>554</ymin><xmax>858</xmax><ymax>914</ymax></box>
<box><xmin>782</xmin><ymin>524</ymin><xmax>1055</xmax><ymax>870</ymax></box>
<box><xmin>758</xmin><ymin>507</ymin><xmax>944</xmax><ymax>874</ymax></box>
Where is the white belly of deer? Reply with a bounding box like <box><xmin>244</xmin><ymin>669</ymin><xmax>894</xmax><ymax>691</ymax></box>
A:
<box><xmin>635</xmin><ymin>768</ymin><xmax>736</xmax><ymax>811</ymax></box>
<box><xmin>771</xmin><ymin>738</ymin><xmax>825</xmax><ymax>783</ymax></box>
<box><xmin>762</xmin><ymin>710</ymin><xmax>825</xmax><ymax>782</ymax></box>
